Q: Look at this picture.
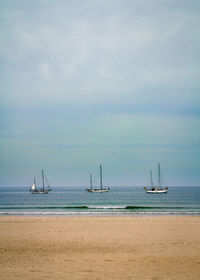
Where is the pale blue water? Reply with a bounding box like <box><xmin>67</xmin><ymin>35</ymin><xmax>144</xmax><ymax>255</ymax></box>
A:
<box><xmin>0</xmin><ymin>186</ymin><xmax>200</xmax><ymax>216</ymax></box>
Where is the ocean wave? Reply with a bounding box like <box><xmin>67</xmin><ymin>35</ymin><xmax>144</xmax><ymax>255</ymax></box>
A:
<box><xmin>0</xmin><ymin>211</ymin><xmax>200</xmax><ymax>216</ymax></box>
<box><xmin>0</xmin><ymin>205</ymin><xmax>199</xmax><ymax>210</ymax></box>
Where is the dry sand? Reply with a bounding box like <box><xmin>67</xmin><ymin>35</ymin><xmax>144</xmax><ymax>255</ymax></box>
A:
<box><xmin>0</xmin><ymin>216</ymin><xmax>200</xmax><ymax>279</ymax></box>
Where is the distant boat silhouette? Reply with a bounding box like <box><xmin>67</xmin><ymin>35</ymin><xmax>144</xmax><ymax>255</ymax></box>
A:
<box><xmin>86</xmin><ymin>165</ymin><xmax>110</xmax><ymax>193</ymax></box>
<box><xmin>30</xmin><ymin>170</ymin><xmax>51</xmax><ymax>194</ymax></box>
<box><xmin>144</xmin><ymin>163</ymin><xmax>168</xmax><ymax>194</ymax></box>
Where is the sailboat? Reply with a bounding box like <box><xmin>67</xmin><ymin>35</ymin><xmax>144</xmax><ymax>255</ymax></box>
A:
<box><xmin>145</xmin><ymin>163</ymin><xmax>168</xmax><ymax>194</ymax></box>
<box><xmin>30</xmin><ymin>170</ymin><xmax>51</xmax><ymax>194</ymax></box>
<box><xmin>86</xmin><ymin>165</ymin><xmax>110</xmax><ymax>193</ymax></box>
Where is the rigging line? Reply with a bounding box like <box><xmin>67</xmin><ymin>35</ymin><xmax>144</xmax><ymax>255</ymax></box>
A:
<box><xmin>44</xmin><ymin>174</ymin><xmax>51</xmax><ymax>188</ymax></box>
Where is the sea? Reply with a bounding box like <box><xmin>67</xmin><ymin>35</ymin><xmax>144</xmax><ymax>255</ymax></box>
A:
<box><xmin>0</xmin><ymin>186</ymin><xmax>200</xmax><ymax>216</ymax></box>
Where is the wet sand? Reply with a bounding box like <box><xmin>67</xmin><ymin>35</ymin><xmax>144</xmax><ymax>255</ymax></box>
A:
<box><xmin>0</xmin><ymin>216</ymin><xmax>200</xmax><ymax>279</ymax></box>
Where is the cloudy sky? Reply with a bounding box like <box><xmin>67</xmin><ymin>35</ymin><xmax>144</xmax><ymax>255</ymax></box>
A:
<box><xmin>1</xmin><ymin>0</ymin><xmax>200</xmax><ymax>187</ymax></box>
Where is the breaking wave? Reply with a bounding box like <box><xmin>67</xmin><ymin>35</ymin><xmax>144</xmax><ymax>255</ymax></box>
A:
<box><xmin>0</xmin><ymin>205</ymin><xmax>198</xmax><ymax>210</ymax></box>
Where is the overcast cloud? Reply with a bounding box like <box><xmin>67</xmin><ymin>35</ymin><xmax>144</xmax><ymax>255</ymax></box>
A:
<box><xmin>0</xmin><ymin>0</ymin><xmax>200</xmax><ymax>186</ymax></box>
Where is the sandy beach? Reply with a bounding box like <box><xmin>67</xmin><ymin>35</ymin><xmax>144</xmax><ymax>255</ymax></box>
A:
<box><xmin>0</xmin><ymin>216</ymin><xmax>200</xmax><ymax>279</ymax></box>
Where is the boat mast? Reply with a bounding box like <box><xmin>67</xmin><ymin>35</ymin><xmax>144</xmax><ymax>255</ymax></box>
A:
<box><xmin>150</xmin><ymin>171</ymin><xmax>153</xmax><ymax>187</ymax></box>
<box><xmin>42</xmin><ymin>170</ymin><xmax>45</xmax><ymax>191</ymax></box>
<box><xmin>158</xmin><ymin>163</ymin><xmax>161</xmax><ymax>187</ymax></box>
<box><xmin>34</xmin><ymin>177</ymin><xmax>36</xmax><ymax>187</ymax></box>
<box><xmin>90</xmin><ymin>173</ymin><xmax>93</xmax><ymax>189</ymax></box>
<box><xmin>100</xmin><ymin>165</ymin><xmax>102</xmax><ymax>190</ymax></box>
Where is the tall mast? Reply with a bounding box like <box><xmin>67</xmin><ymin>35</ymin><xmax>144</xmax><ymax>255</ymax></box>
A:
<box><xmin>90</xmin><ymin>173</ymin><xmax>93</xmax><ymax>189</ymax></box>
<box><xmin>42</xmin><ymin>170</ymin><xmax>45</xmax><ymax>191</ymax></box>
<box><xmin>158</xmin><ymin>163</ymin><xmax>161</xmax><ymax>187</ymax></box>
<box><xmin>150</xmin><ymin>171</ymin><xmax>153</xmax><ymax>187</ymax></box>
<box><xmin>34</xmin><ymin>177</ymin><xmax>36</xmax><ymax>186</ymax></box>
<box><xmin>100</xmin><ymin>165</ymin><xmax>102</xmax><ymax>190</ymax></box>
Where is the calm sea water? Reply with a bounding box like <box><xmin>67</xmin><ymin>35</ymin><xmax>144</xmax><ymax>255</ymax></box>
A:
<box><xmin>0</xmin><ymin>186</ymin><xmax>200</xmax><ymax>216</ymax></box>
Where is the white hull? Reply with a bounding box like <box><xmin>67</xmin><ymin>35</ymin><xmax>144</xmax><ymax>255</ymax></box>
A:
<box><xmin>146</xmin><ymin>188</ymin><xmax>168</xmax><ymax>194</ymax></box>
<box><xmin>86</xmin><ymin>188</ymin><xmax>110</xmax><ymax>193</ymax></box>
<box><xmin>30</xmin><ymin>190</ymin><xmax>50</xmax><ymax>194</ymax></box>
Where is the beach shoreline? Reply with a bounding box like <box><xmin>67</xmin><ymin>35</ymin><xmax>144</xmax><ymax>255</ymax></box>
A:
<box><xmin>0</xmin><ymin>216</ymin><xmax>200</xmax><ymax>279</ymax></box>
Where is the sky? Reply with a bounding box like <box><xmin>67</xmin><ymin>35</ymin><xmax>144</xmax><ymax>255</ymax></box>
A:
<box><xmin>0</xmin><ymin>0</ymin><xmax>200</xmax><ymax>187</ymax></box>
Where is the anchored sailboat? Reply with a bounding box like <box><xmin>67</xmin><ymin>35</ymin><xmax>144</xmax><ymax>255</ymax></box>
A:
<box><xmin>145</xmin><ymin>163</ymin><xmax>168</xmax><ymax>194</ymax></box>
<box><xmin>86</xmin><ymin>165</ymin><xmax>110</xmax><ymax>193</ymax></box>
<box><xmin>30</xmin><ymin>170</ymin><xmax>51</xmax><ymax>194</ymax></box>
